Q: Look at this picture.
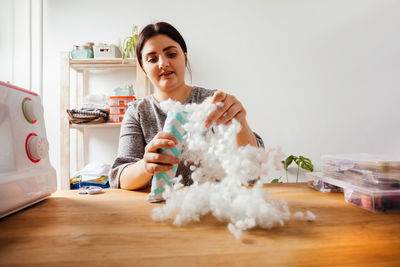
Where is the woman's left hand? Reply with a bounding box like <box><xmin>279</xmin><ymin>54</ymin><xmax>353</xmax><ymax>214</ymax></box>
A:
<box><xmin>204</xmin><ymin>91</ymin><xmax>257</xmax><ymax>147</ymax></box>
<box><xmin>204</xmin><ymin>91</ymin><xmax>246</xmax><ymax>128</ymax></box>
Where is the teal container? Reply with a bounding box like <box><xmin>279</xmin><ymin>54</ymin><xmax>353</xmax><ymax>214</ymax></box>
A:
<box><xmin>113</xmin><ymin>87</ymin><xmax>135</xmax><ymax>96</ymax></box>
<box><xmin>70</xmin><ymin>49</ymin><xmax>93</xmax><ymax>59</ymax></box>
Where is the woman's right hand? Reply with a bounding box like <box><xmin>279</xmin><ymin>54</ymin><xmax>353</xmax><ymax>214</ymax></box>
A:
<box><xmin>143</xmin><ymin>132</ymin><xmax>180</xmax><ymax>175</ymax></box>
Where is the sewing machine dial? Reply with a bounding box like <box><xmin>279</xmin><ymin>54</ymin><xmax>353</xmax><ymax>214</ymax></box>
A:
<box><xmin>22</xmin><ymin>97</ymin><xmax>42</xmax><ymax>123</ymax></box>
<box><xmin>26</xmin><ymin>133</ymin><xmax>49</xmax><ymax>162</ymax></box>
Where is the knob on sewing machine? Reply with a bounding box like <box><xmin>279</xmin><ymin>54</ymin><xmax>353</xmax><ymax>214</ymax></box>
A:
<box><xmin>22</xmin><ymin>97</ymin><xmax>43</xmax><ymax>123</ymax></box>
<box><xmin>26</xmin><ymin>133</ymin><xmax>49</xmax><ymax>162</ymax></box>
<box><xmin>21</xmin><ymin>97</ymin><xmax>49</xmax><ymax>162</ymax></box>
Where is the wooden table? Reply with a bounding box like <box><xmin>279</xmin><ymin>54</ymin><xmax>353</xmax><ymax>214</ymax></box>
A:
<box><xmin>1</xmin><ymin>183</ymin><xmax>399</xmax><ymax>266</ymax></box>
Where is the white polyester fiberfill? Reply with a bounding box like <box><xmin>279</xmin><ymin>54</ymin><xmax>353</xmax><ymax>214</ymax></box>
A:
<box><xmin>151</xmin><ymin>98</ymin><xmax>314</xmax><ymax>240</ymax></box>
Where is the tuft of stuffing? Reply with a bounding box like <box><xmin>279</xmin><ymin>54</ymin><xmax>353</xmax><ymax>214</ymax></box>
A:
<box><xmin>293</xmin><ymin>211</ymin><xmax>305</xmax><ymax>220</ymax></box>
<box><xmin>150</xmin><ymin>98</ymin><xmax>314</xmax><ymax>240</ymax></box>
<box><xmin>293</xmin><ymin>210</ymin><xmax>316</xmax><ymax>222</ymax></box>
<box><xmin>228</xmin><ymin>223</ymin><xmax>243</xmax><ymax>240</ymax></box>
<box><xmin>305</xmin><ymin>210</ymin><xmax>316</xmax><ymax>221</ymax></box>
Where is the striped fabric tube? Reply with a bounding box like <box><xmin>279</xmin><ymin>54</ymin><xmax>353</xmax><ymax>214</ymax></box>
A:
<box><xmin>147</xmin><ymin>111</ymin><xmax>189</xmax><ymax>202</ymax></box>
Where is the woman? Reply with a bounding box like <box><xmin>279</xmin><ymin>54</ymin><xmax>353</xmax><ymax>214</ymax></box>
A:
<box><xmin>110</xmin><ymin>22</ymin><xmax>264</xmax><ymax>190</ymax></box>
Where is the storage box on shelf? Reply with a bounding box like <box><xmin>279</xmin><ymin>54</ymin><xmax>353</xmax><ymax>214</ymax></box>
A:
<box><xmin>60</xmin><ymin>52</ymin><xmax>150</xmax><ymax>189</ymax></box>
<box><xmin>108</xmin><ymin>96</ymin><xmax>136</xmax><ymax>123</ymax></box>
<box><xmin>93</xmin><ymin>44</ymin><xmax>121</xmax><ymax>58</ymax></box>
<box><xmin>113</xmin><ymin>87</ymin><xmax>134</xmax><ymax>96</ymax></box>
<box><xmin>109</xmin><ymin>105</ymin><xmax>128</xmax><ymax>115</ymax></box>
<box><xmin>109</xmin><ymin>96</ymin><xmax>136</xmax><ymax>106</ymax></box>
<box><xmin>109</xmin><ymin>113</ymin><xmax>125</xmax><ymax>123</ymax></box>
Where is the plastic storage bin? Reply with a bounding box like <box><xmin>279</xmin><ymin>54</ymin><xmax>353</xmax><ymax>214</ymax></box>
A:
<box><xmin>307</xmin><ymin>172</ymin><xmax>344</xmax><ymax>193</ymax></box>
<box><xmin>93</xmin><ymin>44</ymin><xmax>122</xmax><ymax>58</ymax></box>
<box><xmin>344</xmin><ymin>185</ymin><xmax>400</xmax><ymax>213</ymax></box>
<box><xmin>109</xmin><ymin>96</ymin><xmax>136</xmax><ymax>106</ymax></box>
<box><xmin>321</xmin><ymin>154</ymin><xmax>400</xmax><ymax>188</ymax></box>
<box><xmin>113</xmin><ymin>87</ymin><xmax>135</xmax><ymax>96</ymax></box>
<box><xmin>307</xmin><ymin>172</ymin><xmax>400</xmax><ymax>213</ymax></box>
<box><xmin>109</xmin><ymin>113</ymin><xmax>125</xmax><ymax>123</ymax></box>
<box><xmin>109</xmin><ymin>105</ymin><xmax>128</xmax><ymax>114</ymax></box>
<box><xmin>70</xmin><ymin>49</ymin><xmax>93</xmax><ymax>59</ymax></box>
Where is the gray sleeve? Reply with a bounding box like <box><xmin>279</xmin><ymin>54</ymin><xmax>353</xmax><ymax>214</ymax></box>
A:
<box><xmin>254</xmin><ymin>132</ymin><xmax>264</xmax><ymax>148</ymax></box>
<box><xmin>109</xmin><ymin>106</ymin><xmax>145</xmax><ymax>188</ymax></box>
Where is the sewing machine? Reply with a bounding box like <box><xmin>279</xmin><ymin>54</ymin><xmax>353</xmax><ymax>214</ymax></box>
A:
<box><xmin>0</xmin><ymin>81</ymin><xmax>57</xmax><ymax>218</ymax></box>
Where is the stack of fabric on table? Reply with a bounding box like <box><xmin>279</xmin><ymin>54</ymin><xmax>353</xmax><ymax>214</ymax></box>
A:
<box><xmin>70</xmin><ymin>163</ymin><xmax>110</xmax><ymax>189</ymax></box>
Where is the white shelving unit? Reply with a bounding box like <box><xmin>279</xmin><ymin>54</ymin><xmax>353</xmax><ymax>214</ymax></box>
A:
<box><xmin>59</xmin><ymin>52</ymin><xmax>150</xmax><ymax>189</ymax></box>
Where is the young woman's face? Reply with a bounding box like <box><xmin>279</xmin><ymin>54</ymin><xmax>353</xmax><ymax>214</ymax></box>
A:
<box><xmin>141</xmin><ymin>34</ymin><xmax>187</xmax><ymax>92</ymax></box>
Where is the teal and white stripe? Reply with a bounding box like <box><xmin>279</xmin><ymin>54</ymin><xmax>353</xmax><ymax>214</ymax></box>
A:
<box><xmin>147</xmin><ymin>111</ymin><xmax>188</xmax><ymax>202</ymax></box>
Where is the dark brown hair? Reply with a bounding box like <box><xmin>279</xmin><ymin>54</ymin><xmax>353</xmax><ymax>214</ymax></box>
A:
<box><xmin>136</xmin><ymin>22</ymin><xmax>188</xmax><ymax>71</ymax></box>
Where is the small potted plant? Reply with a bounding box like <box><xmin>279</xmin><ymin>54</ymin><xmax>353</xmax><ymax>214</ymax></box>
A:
<box><xmin>122</xmin><ymin>25</ymin><xmax>139</xmax><ymax>62</ymax></box>
<box><xmin>282</xmin><ymin>155</ymin><xmax>314</xmax><ymax>182</ymax></box>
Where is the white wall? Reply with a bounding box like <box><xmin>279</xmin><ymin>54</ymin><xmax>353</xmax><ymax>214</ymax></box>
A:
<box><xmin>41</xmin><ymin>0</ymin><xmax>400</xmax><ymax>185</ymax></box>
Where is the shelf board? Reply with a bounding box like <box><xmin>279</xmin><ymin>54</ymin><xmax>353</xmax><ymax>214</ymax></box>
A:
<box><xmin>69</xmin><ymin>58</ymin><xmax>137</xmax><ymax>70</ymax></box>
<box><xmin>70</xmin><ymin>123</ymin><xmax>121</xmax><ymax>129</ymax></box>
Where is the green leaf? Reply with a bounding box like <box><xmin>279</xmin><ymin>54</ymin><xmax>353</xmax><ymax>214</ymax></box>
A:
<box><xmin>271</xmin><ymin>178</ymin><xmax>282</xmax><ymax>183</ymax></box>
<box><xmin>124</xmin><ymin>38</ymin><xmax>131</xmax><ymax>59</ymax></box>
<box><xmin>284</xmin><ymin>155</ymin><xmax>296</xmax><ymax>170</ymax></box>
<box><xmin>122</xmin><ymin>39</ymin><xmax>127</xmax><ymax>60</ymax></box>
<box><xmin>122</xmin><ymin>39</ymin><xmax>126</xmax><ymax>50</ymax></box>
<box><xmin>130</xmin><ymin>38</ymin><xmax>135</xmax><ymax>57</ymax></box>
<box><xmin>132</xmin><ymin>38</ymin><xmax>136</xmax><ymax>52</ymax></box>
<box><xmin>122</xmin><ymin>25</ymin><xmax>139</xmax><ymax>60</ymax></box>
<box><xmin>299</xmin><ymin>156</ymin><xmax>314</xmax><ymax>172</ymax></box>
<box><xmin>132</xmin><ymin>25</ymin><xmax>138</xmax><ymax>35</ymax></box>
<box><xmin>124</xmin><ymin>38</ymin><xmax>130</xmax><ymax>58</ymax></box>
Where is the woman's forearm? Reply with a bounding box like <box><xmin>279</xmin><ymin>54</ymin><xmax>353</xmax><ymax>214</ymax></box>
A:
<box><xmin>119</xmin><ymin>159</ymin><xmax>153</xmax><ymax>190</ymax></box>
<box><xmin>236</xmin><ymin>120</ymin><xmax>258</xmax><ymax>147</ymax></box>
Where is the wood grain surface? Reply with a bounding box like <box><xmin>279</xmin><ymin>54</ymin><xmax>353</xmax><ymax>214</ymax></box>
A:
<box><xmin>0</xmin><ymin>183</ymin><xmax>399</xmax><ymax>266</ymax></box>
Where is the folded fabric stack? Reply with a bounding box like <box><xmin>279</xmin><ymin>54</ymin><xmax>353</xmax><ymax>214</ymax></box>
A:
<box><xmin>70</xmin><ymin>175</ymin><xmax>109</xmax><ymax>189</ymax></box>
<box><xmin>70</xmin><ymin>163</ymin><xmax>111</xmax><ymax>189</ymax></box>
<box><xmin>67</xmin><ymin>107</ymin><xmax>109</xmax><ymax>124</ymax></box>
